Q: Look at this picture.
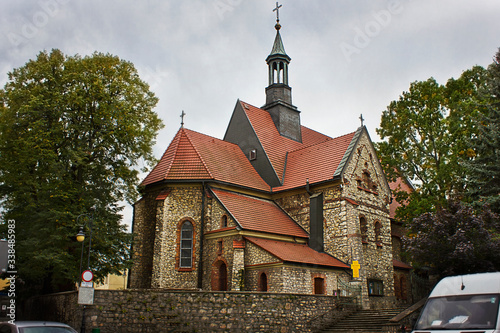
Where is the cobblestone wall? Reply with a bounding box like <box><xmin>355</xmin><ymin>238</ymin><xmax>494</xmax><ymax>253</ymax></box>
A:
<box><xmin>341</xmin><ymin>131</ymin><xmax>395</xmax><ymax>309</ymax></box>
<box><xmin>24</xmin><ymin>290</ymin><xmax>356</xmax><ymax>333</ymax></box>
<box><xmin>129</xmin><ymin>189</ymin><xmax>162</xmax><ymax>289</ymax></box>
<box><xmin>151</xmin><ymin>186</ymin><xmax>203</xmax><ymax>289</ymax></box>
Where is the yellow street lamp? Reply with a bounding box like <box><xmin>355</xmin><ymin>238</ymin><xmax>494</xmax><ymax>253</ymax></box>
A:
<box><xmin>76</xmin><ymin>227</ymin><xmax>85</xmax><ymax>243</ymax></box>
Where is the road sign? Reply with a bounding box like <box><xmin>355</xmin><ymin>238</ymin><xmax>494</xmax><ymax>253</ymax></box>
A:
<box><xmin>80</xmin><ymin>281</ymin><xmax>93</xmax><ymax>288</ymax></box>
<box><xmin>78</xmin><ymin>286</ymin><xmax>94</xmax><ymax>305</ymax></box>
<box><xmin>82</xmin><ymin>270</ymin><xmax>94</xmax><ymax>282</ymax></box>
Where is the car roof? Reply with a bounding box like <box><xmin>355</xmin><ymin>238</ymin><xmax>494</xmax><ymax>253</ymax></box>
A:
<box><xmin>429</xmin><ymin>272</ymin><xmax>500</xmax><ymax>298</ymax></box>
<box><xmin>7</xmin><ymin>321</ymin><xmax>74</xmax><ymax>328</ymax></box>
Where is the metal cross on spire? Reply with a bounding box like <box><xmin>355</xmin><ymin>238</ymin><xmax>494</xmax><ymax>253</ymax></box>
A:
<box><xmin>359</xmin><ymin>114</ymin><xmax>365</xmax><ymax>127</ymax></box>
<box><xmin>180</xmin><ymin>110</ymin><xmax>186</xmax><ymax>128</ymax></box>
<box><xmin>273</xmin><ymin>2</ymin><xmax>282</xmax><ymax>22</ymax></box>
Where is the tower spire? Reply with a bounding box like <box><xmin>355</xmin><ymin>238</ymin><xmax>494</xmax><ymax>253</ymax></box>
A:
<box><xmin>262</xmin><ymin>2</ymin><xmax>301</xmax><ymax>142</ymax></box>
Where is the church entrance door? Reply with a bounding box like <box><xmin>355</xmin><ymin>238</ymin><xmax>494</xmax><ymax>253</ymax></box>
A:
<box><xmin>218</xmin><ymin>262</ymin><xmax>227</xmax><ymax>291</ymax></box>
<box><xmin>211</xmin><ymin>260</ymin><xmax>228</xmax><ymax>291</ymax></box>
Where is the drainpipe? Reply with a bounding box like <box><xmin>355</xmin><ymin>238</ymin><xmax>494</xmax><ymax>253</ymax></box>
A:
<box><xmin>197</xmin><ymin>182</ymin><xmax>206</xmax><ymax>289</ymax></box>
<box><xmin>309</xmin><ymin>192</ymin><xmax>324</xmax><ymax>252</ymax></box>
<box><xmin>306</xmin><ymin>179</ymin><xmax>324</xmax><ymax>252</ymax></box>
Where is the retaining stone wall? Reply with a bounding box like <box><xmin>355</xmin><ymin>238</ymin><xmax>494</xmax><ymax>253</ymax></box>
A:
<box><xmin>23</xmin><ymin>289</ymin><xmax>356</xmax><ymax>333</ymax></box>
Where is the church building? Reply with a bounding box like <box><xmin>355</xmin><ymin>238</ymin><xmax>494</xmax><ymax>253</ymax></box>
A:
<box><xmin>129</xmin><ymin>11</ymin><xmax>402</xmax><ymax>310</ymax></box>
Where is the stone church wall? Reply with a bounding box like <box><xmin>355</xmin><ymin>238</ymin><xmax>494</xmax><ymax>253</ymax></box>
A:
<box><xmin>202</xmin><ymin>196</ymin><xmax>242</xmax><ymax>291</ymax></box>
<box><xmin>282</xmin><ymin>267</ymin><xmax>344</xmax><ymax>295</ymax></box>
<box><xmin>273</xmin><ymin>191</ymin><xmax>311</xmax><ymax>232</ymax></box>
<box><xmin>129</xmin><ymin>190</ymin><xmax>162</xmax><ymax>289</ymax></box>
<box><xmin>272</xmin><ymin>131</ymin><xmax>397</xmax><ymax>309</ymax></box>
<box><xmin>205</xmin><ymin>192</ymin><xmax>237</xmax><ymax>231</ymax></box>
<box><xmin>246</xmin><ymin>266</ymin><xmax>284</xmax><ymax>292</ymax></box>
<box><xmin>202</xmin><ymin>235</ymin><xmax>239</xmax><ymax>291</ymax></box>
<box><xmin>341</xmin><ymin>131</ymin><xmax>395</xmax><ymax>308</ymax></box>
<box><xmin>150</xmin><ymin>185</ymin><xmax>203</xmax><ymax>289</ymax></box>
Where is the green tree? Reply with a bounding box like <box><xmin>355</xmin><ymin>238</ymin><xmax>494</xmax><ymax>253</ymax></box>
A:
<box><xmin>403</xmin><ymin>200</ymin><xmax>500</xmax><ymax>278</ymax></box>
<box><xmin>466</xmin><ymin>49</ymin><xmax>500</xmax><ymax>214</ymax></box>
<box><xmin>0</xmin><ymin>49</ymin><xmax>163</xmax><ymax>296</ymax></box>
<box><xmin>376</xmin><ymin>66</ymin><xmax>488</xmax><ymax>223</ymax></box>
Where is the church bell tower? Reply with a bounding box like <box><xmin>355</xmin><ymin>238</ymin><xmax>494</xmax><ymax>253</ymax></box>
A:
<box><xmin>262</xmin><ymin>3</ymin><xmax>302</xmax><ymax>142</ymax></box>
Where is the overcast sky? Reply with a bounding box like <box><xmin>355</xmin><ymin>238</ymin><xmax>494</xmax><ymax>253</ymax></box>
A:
<box><xmin>2</xmin><ymin>0</ymin><xmax>499</xmax><ymax>228</ymax></box>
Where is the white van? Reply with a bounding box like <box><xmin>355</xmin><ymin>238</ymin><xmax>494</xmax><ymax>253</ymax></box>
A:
<box><xmin>412</xmin><ymin>272</ymin><xmax>500</xmax><ymax>333</ymax></box>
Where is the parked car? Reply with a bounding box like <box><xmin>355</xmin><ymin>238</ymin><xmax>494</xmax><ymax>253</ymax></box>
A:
<box><xmin>0</xmin><ymin>321</ymin><xmax>77</xmax><ymax>333</ymax></box>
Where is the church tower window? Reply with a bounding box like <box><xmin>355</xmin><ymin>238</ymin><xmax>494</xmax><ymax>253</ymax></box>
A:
<box><xmin>179</xmin><ymin>221</ymin><xmax>193</xmax><ymax>268</ymax></box>
<box><xmin>360</xmin><ymin>217</ymin><xmax>368</xmax><ymax>243</ymax></box>
<box><xmin>374</xmin><ymin>221</ymin><xmax>382</xmax><ymax>245</ymax></box>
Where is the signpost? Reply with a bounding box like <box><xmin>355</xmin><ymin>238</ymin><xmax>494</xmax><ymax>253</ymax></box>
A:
<box><xmin>78</xmin><ymin>270</ymin><xmax>94</xmax><ymax>305</ymax></box>
<box><xmin>82</xmin><ymin>270</ymin><xmax>94</xmax><ymax>282</ymax></box>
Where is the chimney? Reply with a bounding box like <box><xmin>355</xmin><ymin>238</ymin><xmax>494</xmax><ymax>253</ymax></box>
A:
<box><xmin>309</xmin><ymin>193</ymin><xmax>324</xmax><ymax>252</ymax></box>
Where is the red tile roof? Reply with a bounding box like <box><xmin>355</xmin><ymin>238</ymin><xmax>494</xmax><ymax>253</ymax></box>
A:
<box><xmin>142</xmin><ymin>128</ymin><xmax>269</xmax><ymax>190</ymax></box>
<box><xmin>210</xmin><ymin>188</ymin><xmax>308</xmax><ymax>238</ymax></box>
<box><xmin>241</xmin><ymin>102</ymin><xmax>333</xmax><ymax>184</ymax></box>
<box><xmin>143</xmin><ymin>102</ymin><xmax>360</xmax><ymax>193</ymax></box>
<box><xmin>389</xmin><ymin>177</ymin><xmax>414</xmax><ymax>219</ymax></box>
<box><xmin>240</xmin><ymin>101</ymin><xmax>357</xmax><ymax>191</ymax></box>
<box><xmin>393</xmin><ymin>259</ymin><xmax>412</xmax><ymax>270</ymax></box>
<box><xmin>244</xmin><ymin>236</ymin><xmax>349</xmax><ymax>269</ymax></box>
<box><xmin>273</xmin><ymin>132</ymin><xmax>356</xmax><ymax>191</ymax></box>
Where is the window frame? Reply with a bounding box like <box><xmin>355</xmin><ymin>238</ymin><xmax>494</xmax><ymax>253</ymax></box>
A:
<box><xmin>360</xmin><ymin>216</ymin><xmax>368</xmax><ymax>244</ymax></box>
<box><xmin>374</xmin><ymin>221</ymin><xmax>382</xmax><ymax>246</ymax></box>
<box><xmin>368</xmin><ymin>279</ymin><xmax>384</xmax><ymax>296</ymax></box>
<box><xmin>176</xmin><ymin>218</ymin><xmax>196</xmax><ymax>271</ymax></box>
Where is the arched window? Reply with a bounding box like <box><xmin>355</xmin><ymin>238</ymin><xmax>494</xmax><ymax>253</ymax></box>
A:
<box><xmin>259</xmin><ymin>272</ymin><xmax>268</xmax><ymax>292</ymax></box>
<box><xmin>362</xmin><ymin>171</ymin><xmax>370</xmax><ymax>185</ymax></box>
<box><xmin>221</xmin><ymin>215</ymin><xmax>228</xmax><ymax>228</ymax></box>
<box><xmin>374</xmin><ymin>221</ymin><xmax>382</xmax><ymax>244</ymax></box>
<box><xmin>180</xmin><ymin>221</ymin><xmax>193</xmax><ymax>268</ymax></box>
<box><xmin>360</xmin><ymin>217</ymin><xmax>368</xmax><ymax>243</ymax></box>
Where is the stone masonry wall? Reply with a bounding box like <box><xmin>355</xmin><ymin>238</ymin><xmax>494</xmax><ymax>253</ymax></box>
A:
<box><xmin>151</xmin><ymin>186</ymin><xmax>203</xmax><ymax>289</ymax></box>
<box><xmin>24</xmin><ymin>290</ymin><xmax>356</xmax><ymax>333</ymax></box>
<box><xmin>341</xmin><ymin>131</ymin><xmax>395</xmax><ymax>309</ymax></box>
<box><xmin>281</xmin><ymin>267</ymin><xmax>343</xmax><ymax>295</ymax></box>
<box><xmin>129</xmin><ymin>189</ymin><xmax>162</xmax><ymax>289</ymax></box>
<box><xmin>272</xmin><ymin>130</ymin><xmax>396</xmax><ymax>309</ymax></box>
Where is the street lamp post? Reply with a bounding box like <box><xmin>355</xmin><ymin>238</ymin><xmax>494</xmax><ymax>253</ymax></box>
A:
<box><xmin>76</xmin><ymin>212</ymin><xmax>95</xmax><ymax>333</ymax></box>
